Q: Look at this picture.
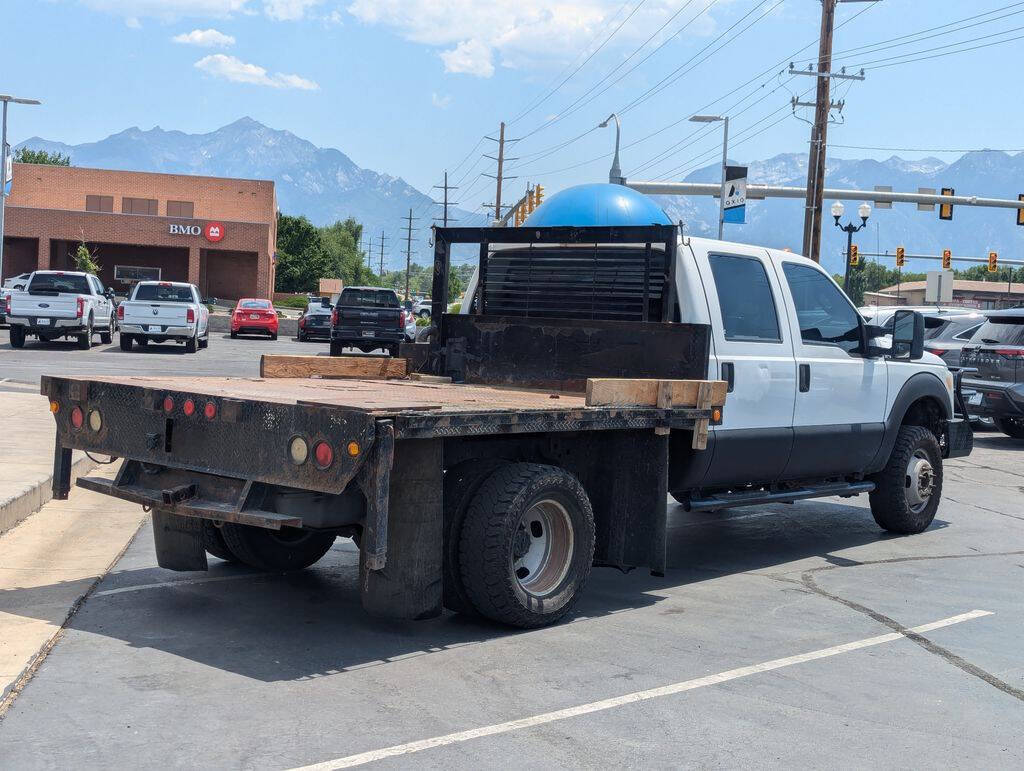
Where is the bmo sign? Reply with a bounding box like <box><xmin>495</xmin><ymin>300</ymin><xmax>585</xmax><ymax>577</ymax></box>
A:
<box><xmin>169</xmin><ymin>221</ymin><xmax>226</xmax><ymax>243</ymax></box>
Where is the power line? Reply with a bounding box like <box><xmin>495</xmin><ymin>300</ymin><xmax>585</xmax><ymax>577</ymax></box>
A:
<box><xmin>830</xmin><ymin>144</ymin><xmax>1024</xmax><ymax>154</ymax></box>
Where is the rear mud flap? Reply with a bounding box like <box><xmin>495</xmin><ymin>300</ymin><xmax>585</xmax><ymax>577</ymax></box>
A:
<box><xmin>151</xmin><ymin>510</ymin><xmax>209</xmax><ymax>572</ymax></box>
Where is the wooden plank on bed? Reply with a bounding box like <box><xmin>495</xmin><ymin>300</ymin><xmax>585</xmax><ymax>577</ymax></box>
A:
<box><xmin>584</xmin><ymin>378</ymin><xmax>727</xmax><ymax>408</ymax></box>
<box><xmin>260</xmin><ymin>354</ymin><xmax>408</xmax><ymax>380</ymax></box>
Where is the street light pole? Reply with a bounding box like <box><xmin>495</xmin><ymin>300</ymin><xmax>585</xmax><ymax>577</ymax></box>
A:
<box><xmin>833</xmin><ymin>201</ymin><xmax>871</xmax><ymax>300</ymax></box>
<box><xmin>689</xmin><ymin>114</ymin><xmax>729</xmax><ymax>239</ymax></box>
<box><xmin>599</xmin><ymin>114</ymin><xmax>622</xmax><ymax>184</ymax></box>
<box><xmin>0</xmin><ymin>94</ymin><xmax>42</xmax><ymax>283</ymax></box>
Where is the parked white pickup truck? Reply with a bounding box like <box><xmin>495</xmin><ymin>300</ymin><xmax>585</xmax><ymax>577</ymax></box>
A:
<box><xmin>6</xmin><ymin>270</ymin><xmax>115</xmax><ymax>349</ymax></box>
<box><xmin>117</xmin><ymin>281</ymin><xmax>209</xmax><ymax>353</ymax></box>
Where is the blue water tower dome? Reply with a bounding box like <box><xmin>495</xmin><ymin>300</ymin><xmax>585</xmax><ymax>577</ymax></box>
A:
<box><xmin>523</xmin><ymin>183</ymin><xmax>672</xmax><ymax>227</ymax></box>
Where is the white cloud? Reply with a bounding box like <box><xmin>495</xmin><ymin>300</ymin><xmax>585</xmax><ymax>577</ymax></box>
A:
<box><xmin>431</xmin><ymin>92</ymin><xmax>452</xmax><ymax>109</ymax></box>
<box><xmin>173</xmin><ymin>28</ymin><xmax>236</xmax><ymax>47</ymax></box>
<box><xmin>439</xmin><ymin>39</ymin><xmax>493</xmax><ymax>77</ymax></box>
<box><xmin>194</xmin><ymin>54</ymin><xmax>319</xmax><ymax>89</ymax></box>
<box><xmin>346</xmin><ymin>1</ymin><xmax>724</xmax><ymax>78</ymax></box>
<box><xmin>263</xmin><ymin>0</ymin><xmax>321</xmax><ymax>21</ymax></box>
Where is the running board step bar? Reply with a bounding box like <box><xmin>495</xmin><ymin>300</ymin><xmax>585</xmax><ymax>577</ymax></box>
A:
<box><xmin>686</xmin><ymin>481</ymin><xmax>875</xmax><ymax>512</ymax></box>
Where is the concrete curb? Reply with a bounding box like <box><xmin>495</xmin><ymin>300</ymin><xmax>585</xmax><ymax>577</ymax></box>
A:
<box><xmin>0</xmin><ymin>452</ymin><xmax>98</xmax><ymax>536</ymax></box>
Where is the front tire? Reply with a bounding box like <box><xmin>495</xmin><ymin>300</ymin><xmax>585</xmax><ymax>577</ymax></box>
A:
<box><xmin>119</xmin><ymin>334</ymin><xmax>132</xmax><ymax>351</ymax></box>
<box><xmin>994</xmin><ymin>417</ymin><xmax>1024</xmax><ymax>439</ymax></box>
<box><xmin>219</xmin><ymin>523</ymin><xmax>335</xmax><ymax>571</ymax></box>
<box><xmin>458</xmin><ymin>463</ymin><xmax>595</xmax><ymax>628</ymax></box>
<box><xmin>869</xmin><ymin>425</ymin><xmax>942</xmax><ymax>534</ymax></box>
<box><xmin>10</xmin><ymin>325</ymin><xmax>25</xmax><ymax>348</ymax></box>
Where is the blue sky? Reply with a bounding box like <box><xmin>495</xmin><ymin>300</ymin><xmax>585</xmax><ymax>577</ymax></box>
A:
<box><xmin>6</xmin><ymin>0</ymin><xmax>1024</xmax><ymax>203</ymax></box>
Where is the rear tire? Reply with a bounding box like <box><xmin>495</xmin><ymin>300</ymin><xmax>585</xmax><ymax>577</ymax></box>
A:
<box><xmin>458</xmin><ymin>463</ymin><xmax>595</xmax><ymax>628</ymax></box>
<box><xmin>77</xmin><ymin>317</ymin><xmax>93</xmax><ymax>350</ymax></box>
<box><xmin>201</xmin><ymin>522</ymin><xmax>238</xmax><ymax>563</ymax></box>
<box><xmin>199</xmin><ymin>332</ymin><xmax>209</xmax><ymax>349</ymax></box>
<box><xmin>994</xmin><ymin>417</ymin><xmax>1024</xmax><ymax>439</ymax></box>
<box><xmin>185</xmin><ymin>333</ymin><xmax>198</xmax><ymax>353</ymax></box>
<box><xmin>10</xmin><ymin>325</ymin><xmax>25</xmax><ymax>348</ymax></box>
<box><xmin>869</xmin><ymin>425</ymin><xmax>942</xmax><ymax>534</ymax></box>
<box><xmin>219</xmin><ymin>523</ymin><xmax>335</xmax><ymax>571</ymax></box>
<box><xmin>230</xmin><ymin>331</ymin><xmax>237</xmax><ymax>339</ymax></box>
<box><xmin>100</xmin><ymin>314</ymin><xmax>114</xmax><ymax>344</ymax></box>
<box><xmin>329</xmin><ymin>341</ymin><xmax>344</xmax><ymax>356</ymax></box>
<box><xmin>270</xmin><ymin>332</ymin><xmax>278</xmax><ymax>341</ymax></box>
<box><xmin>119</xmin><ymin>334</ymin><xmax>132</xmax><ymax>351</ymax></box>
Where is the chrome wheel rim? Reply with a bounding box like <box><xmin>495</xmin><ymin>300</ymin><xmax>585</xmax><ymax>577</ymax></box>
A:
<box><xmin>511</xmin><ymin>499</ymin><xmax>574</xmax><ymax>597</ymax></box>
<box><xmin>904</xmin><ymin>449</ymin><xmax>934</xmax><ymax>513</ymax></box>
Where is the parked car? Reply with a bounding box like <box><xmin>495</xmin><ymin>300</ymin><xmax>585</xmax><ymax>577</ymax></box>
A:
<box><xmin>329</xmin><ymin>286</ymin><xmax>406</xmax><ymax>356</ymax></box>
<box><xmin>2</xmin><ymin>272</ymin><xmax>32</xmax><ymax>291</ymax></box>
<box><xmin>297</xmin><ymin>304</ymin><xmax>332</xmax><ymax>342</ymax></box>
<box><xmin>5</xmin><ymin>270</ymin><xmax>116</xmax><ymax>349</ymax></box>
<box><xmin>920</xmin><ymin>312</ymin><xmax>986</xmax><ymax>367</ymax></box>
<box><xmin>230</xmin><ymin>298</ymin><xmax>278</xmax><ymax>340</ymax></box>
<box><xmin>960</xmin><ymin>310</ymin><xmax>1024</xmax><ymax>438</ymax></box>
<box><xmin>413</xmin><ymin>298</ymin><xmax>432</xmax><ymax>318</ymax></box>
<box><xmin>117</xmin><ymin>281</ymin><xmax>209</xmax><ymax>352</ymax></box>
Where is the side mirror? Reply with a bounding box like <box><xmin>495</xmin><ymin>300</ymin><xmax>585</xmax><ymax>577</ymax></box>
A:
<box><xmin>105</xmin><ymin>288</ymin><xmax>115</xmax><ymax>298</ymax></box>
<box><xmin>890</xmin><ymin>310</ymin><xmax>924</xmax><ymax>360</ymax></box>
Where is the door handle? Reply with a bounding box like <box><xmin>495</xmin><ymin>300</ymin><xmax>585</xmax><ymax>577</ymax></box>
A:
<box><xmin>799</xmin><ymin>363</ymin><xmax>810</xmax><ymax>392</ymax></box>
<box><xmin>721</xmin><ymin>362</ymin><xmax>735</xmax><ymax>392</ymax></box>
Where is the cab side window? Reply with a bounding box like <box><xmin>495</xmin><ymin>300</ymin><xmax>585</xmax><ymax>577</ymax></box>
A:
<box><xmin>709</xmin><ymin>254</ymin><xmax>781</xmax><ymax>342</ymax></box>
<box><xmin>782</xmin><ymin>263</ymin><xmax>861</xmax><ymax>353</ymax></box>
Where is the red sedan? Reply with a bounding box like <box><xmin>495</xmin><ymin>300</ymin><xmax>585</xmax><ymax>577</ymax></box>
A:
<box><xmin>230</xmin><ymin>298</ymin><xmax>279</xmax><ymax>340</ymax></box>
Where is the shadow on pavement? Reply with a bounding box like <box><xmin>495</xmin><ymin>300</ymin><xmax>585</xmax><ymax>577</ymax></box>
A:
<box><xmin>0</xmin><ymin>498</ymin><xmax>937</xmax><ymax>683</ymax></box>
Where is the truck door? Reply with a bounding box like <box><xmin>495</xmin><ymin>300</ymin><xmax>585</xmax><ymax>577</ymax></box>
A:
<box><xmin>775</xmin><ymin>259</ymin><xmax>887</xmax><ymax>478</ymax></box>
<box><xmin>693</xmin><ymin>245</ymin><xmax>797</xmax><ymax>487</ymax></box>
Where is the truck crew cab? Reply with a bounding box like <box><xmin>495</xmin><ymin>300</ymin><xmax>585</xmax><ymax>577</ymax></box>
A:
<box><xmin>42</xmin><ymin>184</ymin><xmax>971</xmax><ymax>629</ymax></box>
<box><xmin>6</xmin><ymin>270</ymin><xmax>116</xmax><ymax>349</ymax></box>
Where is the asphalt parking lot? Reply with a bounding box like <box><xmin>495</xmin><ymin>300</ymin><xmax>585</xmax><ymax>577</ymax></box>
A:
<box><xmin>0</xmin><ymin>430</ymin><xmax>1021</xmax><ymax>767</ymax></box>
<box><xmin>0</xmin><ymin>326</ymin><xmax>374</xmax><ymax>387</ymax></box>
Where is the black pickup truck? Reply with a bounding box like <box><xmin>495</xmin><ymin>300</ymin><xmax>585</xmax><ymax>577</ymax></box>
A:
<box><xmin>329</xmin><ymin>286</ymin><xmax>407</xmax><ymax>357</ymax></box>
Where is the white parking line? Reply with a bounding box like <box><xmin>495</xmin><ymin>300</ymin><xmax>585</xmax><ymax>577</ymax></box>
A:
<box><xmin>287</xmin><ymin>609</ymin><xmax>992</xmax><ymax>770</ymax></box>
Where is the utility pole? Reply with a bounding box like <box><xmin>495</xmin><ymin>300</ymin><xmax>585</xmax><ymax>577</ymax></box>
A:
<box><xmin>801</xmin><ymin>0</ymin><xmax>836</xmax><ymax>263</ymax></box>
<box><xmin>484</xmin><ymin>122</ymin><xmax>517</xmax><ymax>225</ymax></box>
<box><xmin>365</xmin><ymin>236</ymin><xmax>372</xmax><ymax>273</ymax></box>
<box><xmin>433</xmin><ymin>170</ymin><xmax>459</xmax><ymax>226</ymax></box>
<box><xmin>378</xmin><ymin>230</ymin><xmax>387</xmax><ymax>277</ymax></box>
<box><xmin>402</xmin><ymin>209</ymin><xmax>418</xmax><ymax>301</ymax></box>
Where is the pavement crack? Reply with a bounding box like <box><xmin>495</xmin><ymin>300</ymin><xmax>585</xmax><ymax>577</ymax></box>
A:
<box><xmin>797</xmin><ymin>571</ymin><xmax>1024</xmax><ymax>704</ymax></box>
<box><xmin>943</xmin><ymin>496</ymin><xmax>1024</xmax><ymax>522</ymax></box>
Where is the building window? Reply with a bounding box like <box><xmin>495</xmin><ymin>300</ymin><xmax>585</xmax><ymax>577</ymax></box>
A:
<box><xmin>166</xmin><ymin>200</ymin><xmax>195</xmax><ymax>218</ymax></box>
<box><xmin>122</xmin><ymin>197</ymin><xmax>158</xmax><ymax>215</ymax></box>
<box><xmin>85</xmin><ymin>195</ymin><xmax>113</xmax><ymax>212</ymax></box>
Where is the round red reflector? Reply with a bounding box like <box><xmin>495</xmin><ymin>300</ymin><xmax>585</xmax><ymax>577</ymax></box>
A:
<box><xmin>70</xmin><ymin>406</ymin><xmax>84</xmax><ymax>429</ymax></box>
<box><xmin>183</xmin><ymin>399</ymin><xmax>196</xmax><ymax>417</ymax></box>
<box><xmin>203</xmin><ymin>401</ymin><xmax>217</xmax><ymax>420</ymax></box>
<box><xmin>313</xmin><ymin>441</ymin><xmax>334</xmax><ymax>468</ymax></box>
<box><xmin>163</xmin><ymin>396</ymin><xmax>174</xmax><ymax>413</ymax></box>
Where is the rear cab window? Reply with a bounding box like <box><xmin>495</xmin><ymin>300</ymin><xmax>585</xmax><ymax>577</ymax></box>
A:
<box><xmin>135</xmin><ymin>284</ymin><xmax>195</xmax><ymax>302</ymax></box>
<box><xmin>708</xmin><ymin>254</ymin><xmax>781</xmax><ymax>342</ymax></box>
<box><xmin>28</xmin><ymin>273</ymin><xmax>91</xmax><ymax>294</ymax></box>
<box><xmin>339</xmin><ymin>289</ymin><xmax>400</xmax><ymax>308</ymax></box>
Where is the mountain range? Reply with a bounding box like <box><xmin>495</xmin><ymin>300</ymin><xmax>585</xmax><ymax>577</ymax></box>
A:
<box><xmin>16</xmin><ymin>119</ymin><xmax>1024</xmax><ymax>276</ymax></box>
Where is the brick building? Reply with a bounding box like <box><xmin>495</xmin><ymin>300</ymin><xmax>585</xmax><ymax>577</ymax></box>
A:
<box><xmin>1</xmin><ymin>164</ymin><xmax>276</xmax><ymax>299</ymax></box>
<box><xmin>863</xmin><ymin>279</ymin><xmax>1024</xmax><ymax>310</ymax></box>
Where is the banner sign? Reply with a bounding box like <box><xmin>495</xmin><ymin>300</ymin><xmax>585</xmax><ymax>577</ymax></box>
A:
<box><xmin>723</xmin><ymin>165</ymin><xmax>747</xmax><ymax>224</ymax></box>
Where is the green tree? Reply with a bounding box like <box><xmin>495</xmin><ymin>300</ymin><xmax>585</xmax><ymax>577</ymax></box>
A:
<box><xmin>13</xmin><ymin>148</ymin><xmax>71</xmax><ymax>166</ymax></box>
<box><xmin>274</xmin><ymin>213</ymin><xmax>330</xmax><ymax>293</ymax></box>
<box><xmin>73</xmin><ymin>241</ymin><xmax>101</xmax><ymax>275</ymax></box>
<box><xmin>320</xmin><ymin>218</ymin><xmax>377</xmax><ymax>286</ymax></box>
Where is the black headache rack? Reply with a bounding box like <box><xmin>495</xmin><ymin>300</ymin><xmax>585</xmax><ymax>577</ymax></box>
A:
<box><xmin>422</xmin><ymin>224</ymin><xmax>710</xmax><ymax>390</ymax></box>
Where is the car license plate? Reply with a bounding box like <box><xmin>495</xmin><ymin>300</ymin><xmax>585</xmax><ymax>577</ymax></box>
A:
<box><xmin>147</xmin><ymin>325</ymin><xmax>160</xmax><ymax>333</ymax></box>
<box><xmin>249</xmin><ymin>314</ymin><xmax>260</xmax><ymax>320</ymax></box>
<box><xmin>37</xmin><ymin>318</ymin><xmax>50</xmax><ymax>325</ymax></box>
<box><xmin>362</xmin><ymin>330</ymin><xmax>375</xmax><ymax>338</ymax></box>
<box><xmin>968</xmin><ymin>392</ymin><xmax>982</xmax><ymax>406</ymax></box>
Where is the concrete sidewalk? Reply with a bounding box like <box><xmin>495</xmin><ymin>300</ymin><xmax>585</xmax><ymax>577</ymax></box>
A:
<box><xmin>0</xmin><ymin>391</ymin><xmax>97</xmax><ymax>534</ymax></box>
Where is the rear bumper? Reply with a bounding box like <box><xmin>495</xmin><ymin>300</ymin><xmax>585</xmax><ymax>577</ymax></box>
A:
<box><xmin>332</xmin><ymin>326</ymin><xmax>405</xmax><ymax>345</ymax></box>
<box><xmin>961</xmin><ymin>379</ymin><xmax>1024</xmax><ymax>419</ymax></box>
<box><xmin>9</xmin><ymin>317</ymin><xmax>88</xmax><ymax>333</ymax></box>
<box><xmin>121</xmin><ymin>323</ymin><xmax>196</xmax><ymax>339</ymax></box>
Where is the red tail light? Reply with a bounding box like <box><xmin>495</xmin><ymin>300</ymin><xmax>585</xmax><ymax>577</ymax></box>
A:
<box><xmin>187</xmin><ymin>308</ymin><xmax>196</xmax><ymax>323</ymax></box>
<box><xmin>299</xmin><ymin>316</ymin><xmax>306</xmax><ymax>328</ymax></box>
<box><xmin>203</xmin><ymin>401</ymin><xmax>217</xmax><ymax>420</ymax></box>
<box><xmin>994</xmin><ymin>348</ymin><xmax>1024</xmax><ymax>358</ymax></box>
<box><xmin>331</xmin><ymin>308</ymin><xmax>338</xmax><ymax>326</ymax></box>
<box><xmin>76</xmin><ymin>297</ymin><xmax>84</xmax><ymax>319</ymax></box>
<box><xmin>4</xmin><ymin>295</ymin><xmax>10</xmax><ymax>315</ymax></box>
<box><xmin>313</xmin><ymin>441</ymin><xmax>334</xmax><ymax>468</ymax></box>
<box><xmin>398</xmin><ymin>310</ymin><xmax>407</xmax><ymax>328</ymax></box>
<box><xmin>117</xmin><ymin>304</ymin><xmax>124</xmax><ymax>320</ymax></box>
<box><xmin>925</xmin><ymin>347</ymin><xmax>945</xmax><ymax>356</ymax></box>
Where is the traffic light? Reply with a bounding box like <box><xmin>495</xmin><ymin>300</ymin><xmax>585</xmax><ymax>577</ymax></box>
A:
<box><xmin>939</xmin><ymin>187</ymin><xmax>954</xmax><ymax>220</ymax></box>
<box><xmin>514</xmin><ymin>204</ymin><xmax>524</xmax><ymax>227</ymax></box>
<box><xmin>895</xmin><ymin>246</ymin><xmax>905</xmax><ymax>268</ymax></box>
<box><xmin>1018</xmin><ymin>194</ymin><xmax>1024</xmax><ymax>226</ymax></box>
<box><xmin>942</xmin><ymin>248</ymin><xmax>952</xmax><ymax>270</ymax></box>
<box><xmin>848</xmin><ymin>244</ymin><xmax>859</xmax><ymax>267</ymax></box>
<box><xmin>989</xmin><ymin>251</ymin><xmax>998</xmax><ymax>273</ymax></box>
<box><xmin>527</xmin><ymin>187</ymin><xmax>537</xmax><ymax>214</ymax></box>
<box><xmin>535</xmin><ymin>184</ymin><xmax>544</xmax><ymax>207</ymax></box>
